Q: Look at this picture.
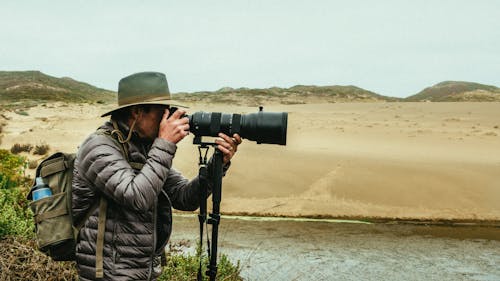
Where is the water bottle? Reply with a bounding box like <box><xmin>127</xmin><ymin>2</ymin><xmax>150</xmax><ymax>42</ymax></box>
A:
<box><xmin>32</xmin><ymin>177</ymin><xmax>52</xmax><ymax>201</ymax></box>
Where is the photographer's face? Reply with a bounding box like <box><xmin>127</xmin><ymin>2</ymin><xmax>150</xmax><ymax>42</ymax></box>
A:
<box><xmin>133</xmin><ymin>105</ymin><xmax>168</xmax><ymax>140</ymax></box>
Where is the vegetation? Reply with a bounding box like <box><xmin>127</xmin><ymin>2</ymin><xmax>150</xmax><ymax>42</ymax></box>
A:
<box><xmin>0</xmin><ymin>149</ymin><xmax>28</xmax><ymax>190</ymax></box>
<box><xmin>160</xmin><ymin>243</ymin><xmax>242</xmax><ymax>281</ymax></box>
<box><xmin>9</xmin><ymin>143</ymin><xmax>50</xmax><ymax>156</ymax></box>
<box><xmin>10</xmin><ymin>143</ymin><xmax>33</xmax><ymax>154</ymax></box>
<box><xmin>0</xmin><ymin>150</ymin><xmax>33</xmax><ymax>239</ymax></box>
<box><xmin>0</xmin><ymin>188</ymin><xmax>34</xmax><ymax>238</ymax></box>
<box><xmin>0</xmin><ymin>148</ymin><xmax>243</xmax><ymax>280</ymax></box>
<box><xmin>33</xmin><ymin>144</ymin><xmax>50</xmax><ymax>155</ymax></box>
<box><xmin>0</xmin><ymin>236</ymin><xmax>78</xmax><ymax>280</ymax></box>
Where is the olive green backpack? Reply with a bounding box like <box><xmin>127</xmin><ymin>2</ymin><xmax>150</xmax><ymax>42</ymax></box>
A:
<box><xmin>27</xmin><ymin>152</ymin><xmax>83</xmax><ymax>261</ymax></box>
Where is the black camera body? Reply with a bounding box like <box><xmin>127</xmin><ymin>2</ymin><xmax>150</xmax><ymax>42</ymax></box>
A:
<box><xmin>169</xmin><ymin>107</ymin><xmax>287</xmax><ymax>145</ymax></box>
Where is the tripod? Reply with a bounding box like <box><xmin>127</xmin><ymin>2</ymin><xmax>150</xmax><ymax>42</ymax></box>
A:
<box><xmin>196</xmin><ymin>140</ymin><xmax>224</xmax><ymax>281</ymax></box>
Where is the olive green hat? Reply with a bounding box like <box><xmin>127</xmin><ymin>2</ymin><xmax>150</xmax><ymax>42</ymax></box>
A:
<box><xmin>101</xmin><ymin>71</ymin><xmax>185</xmax><ymax>117</ymax></box>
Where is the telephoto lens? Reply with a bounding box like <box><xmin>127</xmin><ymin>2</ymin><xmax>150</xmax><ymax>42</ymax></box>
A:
<box><xmin>188</xmin><ymin>107</ymin><xmax>288</xmax><ymax>145</ymax></box>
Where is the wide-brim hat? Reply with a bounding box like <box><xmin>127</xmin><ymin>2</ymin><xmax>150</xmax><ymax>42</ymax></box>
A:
<box><xmin>101</xmin><ymin>71</ymin><xmax>186</xmax><ymax>117</ymax></box>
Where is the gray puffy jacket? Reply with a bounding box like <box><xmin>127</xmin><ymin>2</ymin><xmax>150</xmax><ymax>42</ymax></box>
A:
<box><xmin>72</xmin><ymin>121</ymin><xmax>220</xmax><ymax>280</ymax></box>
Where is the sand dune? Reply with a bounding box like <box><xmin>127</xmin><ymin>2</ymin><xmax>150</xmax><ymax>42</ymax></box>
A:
<box><xmin>1</xmin><ymin>102</ymin><xmax>499</xmax><ymax>221</ymax></box>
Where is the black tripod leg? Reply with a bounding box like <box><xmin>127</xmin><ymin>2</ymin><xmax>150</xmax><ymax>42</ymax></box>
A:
<box><xmin>197</xmin><ymin>164</ymin><xmax>208</xmax><ymax>281</ymax></box>
<box><xmin>207</xmin><ymin>149</ymin><xmax>223</xmax><ymax>281</ymax></box>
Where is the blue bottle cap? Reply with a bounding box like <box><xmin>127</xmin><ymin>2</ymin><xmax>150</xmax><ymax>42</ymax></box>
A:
<box><xmin>35</xmin><ymin>177</ymin><xmax>45</xmax><ymax>186</ymax></box>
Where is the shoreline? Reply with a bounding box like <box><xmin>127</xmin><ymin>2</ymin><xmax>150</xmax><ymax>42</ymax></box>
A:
<box><xmin>173</xmin><ymin>211</ymin><xmax>500</xmax><ymax>228</ymax></box>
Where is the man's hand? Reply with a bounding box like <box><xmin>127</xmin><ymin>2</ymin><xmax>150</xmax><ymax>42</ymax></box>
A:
<box><xmin>159</xmin><ymin>109</ymin><xmax>189</xmax><ymax>144</ymax></box>
<box><xmin>215</xmin><ymin>133</ymin><xmax>242</xmax><ymax>164</ymax></box>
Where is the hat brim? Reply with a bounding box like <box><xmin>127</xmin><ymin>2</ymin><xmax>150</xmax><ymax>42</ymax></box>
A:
<box><xmin>101</xmin><ymin>100</ymin><xmax>188</xmax><ymax>117</ymax></box>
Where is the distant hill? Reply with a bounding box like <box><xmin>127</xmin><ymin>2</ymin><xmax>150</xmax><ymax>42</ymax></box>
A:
<box><xmin>0</xmin><ymin>71</ymin><xmax>115</xmax><ymax>108</ymax></box>
<box><xmin>173</xmin><ymin>85</ymin><xmax>398</xmax><ymax>106</ymax></box>
<box><xmin>3</xmin><ymin>71</ymin><xmax>497</xmax><ymax>107</ymax></box>
<box><xmin>406</xmin><ymin>81</ymin><xmax>500</xmax><ymax>102</ymax></box>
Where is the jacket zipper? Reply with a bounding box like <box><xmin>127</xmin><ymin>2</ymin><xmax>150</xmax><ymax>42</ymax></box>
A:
<box><xmin>112</xmin><ymin>223</ymin><xmax>118</xmax><ymax>275</ymax></box>
<box><xmin>147</xmin><ymin>198</ymin><xmax>158</xmax><ymax>281</ymax></box>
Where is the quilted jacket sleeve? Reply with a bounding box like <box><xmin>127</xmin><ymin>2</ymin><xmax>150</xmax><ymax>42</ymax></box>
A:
<box><xmin>76</xmin><ymin>133</ymin><xmax>176</xmax><ymax>212</ymax></box>
<box><xmin>162</xmin><ymin>169</ymin><xmax>202</xmax><ymax>211</ymax></box>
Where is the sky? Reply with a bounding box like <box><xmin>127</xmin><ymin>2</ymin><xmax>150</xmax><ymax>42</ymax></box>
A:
<box><xmin>1</xmin><ymin>0</ymin><xmax>499</xmax><ymax>98</ymax></box>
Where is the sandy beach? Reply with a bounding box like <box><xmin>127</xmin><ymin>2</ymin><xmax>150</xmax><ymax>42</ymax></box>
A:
<box><xmin>1</xmin><ymin>102</ymin><xmax>499</xmax><ymax>221</ymax></box>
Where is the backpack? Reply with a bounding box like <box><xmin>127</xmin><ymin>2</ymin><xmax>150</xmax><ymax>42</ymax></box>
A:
<box><xmin>27</xmin><ymin>152</ymin><xmax>80</xmax><ymax>261</ymax></box>
<box><xmin>27</xmin><ymin>126</ymin><xmax>138</xmax><ymax>278</ymax></box>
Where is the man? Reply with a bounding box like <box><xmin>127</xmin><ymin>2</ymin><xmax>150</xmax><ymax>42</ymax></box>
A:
<box><xmin>72</xmin><ymin>72</ymin><xmax>241</xmax><ymax>280</ymax></box>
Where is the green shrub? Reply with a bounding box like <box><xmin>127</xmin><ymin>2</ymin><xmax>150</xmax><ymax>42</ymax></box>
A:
<box><xmin>0</xmin><ymin>187</ymin><xmax>34</xmax><ymax>238</ymax></box>
<box><xmin>0</xmin><ymin>149</ymin><xmax>28</xmax><ymax>189</ymax></box>
<box><xmin>0</xmin><ymin>149</ymin><xmax>33</xmax><ymax>238</ymax></box>
<box><xmin>159</xmin><ymin>244</ymin><xmax>242</xmax><ymax>281</ymax></box>
<box><xmin>0</xmin><ymin>149</ymin><xmax>32</xmax><ymax>238</ymax></box>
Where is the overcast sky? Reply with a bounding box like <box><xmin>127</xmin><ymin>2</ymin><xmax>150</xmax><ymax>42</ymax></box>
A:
<box><xmin>1</xmin><ymin>0</ymin><xmax>499</xmax><ymax>98</ymax></box>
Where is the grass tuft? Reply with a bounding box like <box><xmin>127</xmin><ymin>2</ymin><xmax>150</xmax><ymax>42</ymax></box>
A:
<box><xmin>33</xmin><ymin>144</ymin><xmax>50</xmax><ymax>155</ymax></box>
<box><xmin>10</xmin><ymin>143</ymin><xmax>33</xmax><ymax>154</ymax></box>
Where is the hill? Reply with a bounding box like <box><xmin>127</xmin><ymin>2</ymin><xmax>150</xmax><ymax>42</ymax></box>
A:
<box><xmin>0</xmin><ymin>71</ymin><xmax>115</xmax><ymax>108</ymax></box>
<box><xmin>173</xmin><ymin>85</ymin><xmax>398</xmax><ymax>106</ymax></box>
<box><xmin>406</xmin><ymin>81</ymin><xmax>500</xmax><ymax>102</ymax></box>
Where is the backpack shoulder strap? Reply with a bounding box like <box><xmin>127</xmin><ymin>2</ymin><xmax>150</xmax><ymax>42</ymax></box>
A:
<box><xmin>95</xmin><ymin>197</ymin><xmax>107</xmax><ymax>279</ymax></box>
<box><xmin>91</xmin><ymin>124</ymin><xmax>143</xmax><ymax>278</ymax></box>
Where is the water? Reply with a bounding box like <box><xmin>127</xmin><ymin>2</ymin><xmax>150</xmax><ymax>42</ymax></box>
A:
<box><xmin>169</xmin><ymin>214</ymin><xmax>500</xmax><ymax>281</ymax></box>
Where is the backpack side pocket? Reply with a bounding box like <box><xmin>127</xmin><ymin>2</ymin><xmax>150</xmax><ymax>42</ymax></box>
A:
<box><xmin>29</xmin><ymin>191</ymin><xmax>75</xmax><ymax>260</ymax></box>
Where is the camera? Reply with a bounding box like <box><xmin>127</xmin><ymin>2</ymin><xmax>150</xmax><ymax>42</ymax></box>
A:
<box><xmin>169</xmin><ymin>107</ymin><xmax>288</xmax><ymax>145</ymax></box>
